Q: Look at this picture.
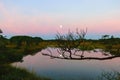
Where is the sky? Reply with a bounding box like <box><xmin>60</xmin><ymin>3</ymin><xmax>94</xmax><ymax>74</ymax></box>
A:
<box><xmin>0</xmin><ymin>0</ymin><xmax>120</xmax><ymax>39</ymax></box>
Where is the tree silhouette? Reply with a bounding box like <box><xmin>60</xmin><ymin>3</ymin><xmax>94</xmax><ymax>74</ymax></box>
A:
<box><xmin>0</xmin><ymin>29</ymin><xmax>3</xmax><ymax>33</ymax></box>
<box><xmin>102</xmin><ymin>35</ymin><xmax>109</xmax><ymax>39</ymax></box>
<box><xmin>42</xmin><ymin>29</ymin><xmax>120</xmax><ymax>60</ymax></box>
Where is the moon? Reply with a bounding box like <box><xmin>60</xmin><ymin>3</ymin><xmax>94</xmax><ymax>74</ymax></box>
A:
<box><xmin>59</xmin><ymin>25</ymin><xmax>63</xmax><ymax>29</ymax></box>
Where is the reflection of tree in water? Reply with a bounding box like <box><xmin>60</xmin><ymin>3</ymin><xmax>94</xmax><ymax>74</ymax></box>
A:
<box><xmin>42</xmin><ymin>48</ymin><xmax>120</xmax><ymax>60</ymax></box>
<box><xmin>42</xmin><ymin>29</ymin><xmax>120</xmax><ymax>60</ymax></box>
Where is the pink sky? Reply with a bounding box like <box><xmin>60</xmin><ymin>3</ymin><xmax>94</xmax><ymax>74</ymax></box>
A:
<box><xmin>0</xmin><ymin>0</ymin><xmax>120</xmax><ymax>39</ymax></box>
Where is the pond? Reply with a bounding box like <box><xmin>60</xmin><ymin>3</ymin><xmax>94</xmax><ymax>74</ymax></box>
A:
<box><xmin>12</xmin><ymin>48</ymin><xmax>120</xmax><ymax>80</ymax></box>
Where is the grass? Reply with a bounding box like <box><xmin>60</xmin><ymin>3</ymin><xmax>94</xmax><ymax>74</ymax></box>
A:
<box><xmin>98</xmin><ymin>71</ymin><xmax>120</xmax><ymax>80</ymax></box>
<box><xmin>0</xmin><ymin>64</ymin><xmax>51</xmax><ymax>80</ymax></box>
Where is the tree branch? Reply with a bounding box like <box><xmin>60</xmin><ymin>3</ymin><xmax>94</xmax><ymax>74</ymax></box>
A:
<box><xmin>41</xmin><ymin>53</ymin><xmax>120</xmax><ymax>60</ymax></box>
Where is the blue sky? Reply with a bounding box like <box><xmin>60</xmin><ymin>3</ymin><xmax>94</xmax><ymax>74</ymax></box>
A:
<box><xmin>0</xmin><ymin>0</ymin><xmax>120</xmax><ymax>39</ymax></box>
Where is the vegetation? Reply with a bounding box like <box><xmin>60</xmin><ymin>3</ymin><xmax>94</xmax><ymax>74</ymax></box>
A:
<box><xmin>1</xmin><ymin>28</ymin><xmax>120</xmax><ymax>80</ymax></box>
<box><xmin>42</xmin><ymin>29</ymin><xmax>120</xmax><ymax>60</ymax></box>
<box><xmin>98</xmin><ymin>71</ymin><xmax>120</xmax><ymax>80</ymax></box>
<box><xmin>0</xmin><ymin>65</ymin><xmax>51</xmax><ymax>80</ymax></box>
<box><xmin>0</xmin><ymin>30</ymin><xmax>51</xmax><ymax>80</ymax></box>
<box><xmin>54</xmin><ymin>29</ymin><xmax>87</xmax><ymax>59</ymax></box>
<box><xmin>0</xmin><ymin>35</ymin><xmax>46</xmax><ymax>64</ymax></box>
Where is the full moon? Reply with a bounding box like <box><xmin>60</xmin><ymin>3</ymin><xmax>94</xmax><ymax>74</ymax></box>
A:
<box><xmin>59</xmin><ymin>25</ymin><xmax>63</xmax><ymax>29</ymax></box>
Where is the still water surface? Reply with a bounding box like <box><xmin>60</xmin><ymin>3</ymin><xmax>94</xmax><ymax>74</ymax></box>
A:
<box><xmin>12</xmin><ymin>48</ymin><xmax>120</xmax><ymax>80</ymax></box>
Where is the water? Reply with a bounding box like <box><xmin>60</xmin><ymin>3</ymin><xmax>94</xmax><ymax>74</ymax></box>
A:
<box><xmin>12</xmin><ymin>48</ymin><xmax>120</xmax><ymax>80</ymax></box>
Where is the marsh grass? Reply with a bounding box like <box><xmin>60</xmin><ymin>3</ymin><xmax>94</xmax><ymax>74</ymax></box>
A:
<box><xmin>0</xmin><ymin>65</ymin><xmax>51</xmax><ymax>80</ymax></box>
<box><xmin>98</xmin><ymin>71</ymin><xmax>120</xmax><ymax>80</ymax></box>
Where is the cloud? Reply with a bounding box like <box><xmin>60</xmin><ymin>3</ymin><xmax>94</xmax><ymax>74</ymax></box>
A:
<box><xmin>0</xmin><ymin>2</ymin><xmax>60</xmax><ymax>35</ymax></box>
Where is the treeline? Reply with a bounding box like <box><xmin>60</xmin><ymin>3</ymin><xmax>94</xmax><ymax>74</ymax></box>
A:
<box><xmin>0</xmin><ymin>35</ymin><xmax>45</xmax><ymax>64</ymax></box>
<box><xmin>84</xmin><ymin>38</ymin><xmax>120</xmax><ymax>55</ymax></box>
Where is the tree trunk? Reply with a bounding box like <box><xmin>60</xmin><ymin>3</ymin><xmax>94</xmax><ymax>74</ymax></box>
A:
<box><xmin>69</xmin><ymin>51</ymin><xmax>72</xmax><ymax>59</ymax></box>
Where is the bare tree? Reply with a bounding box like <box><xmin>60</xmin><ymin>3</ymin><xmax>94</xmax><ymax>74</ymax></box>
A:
<box><xmin>42</xmin><ymin>28</ymin><xmax>87</xmax><ymax>59</ymax></box>
<box><xmin>57</xmin><ymin>28</ymin><xmax>88</xmax><ymax>59</ymax></box>
<box><xmin>41</xmin><ymin>28</ymin><xmax>120</xmax><ymax>60</ymax></box>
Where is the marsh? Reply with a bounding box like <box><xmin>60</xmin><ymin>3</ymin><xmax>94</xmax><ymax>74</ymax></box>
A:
<box><xmin>12</xmin><ymin>48</ymin><xmax>120</xmax><ymax>80</ymax></box>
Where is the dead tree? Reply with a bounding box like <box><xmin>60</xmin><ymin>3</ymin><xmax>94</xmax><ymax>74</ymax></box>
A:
<box><xmin>42</xmin><ymin>28</ymin><xmax>87</xmax><ymax>59</ymax></box>
<box><xmin>41</xmin><ymin>28</ymin><xmax>120</xmax><ymax>60</ymax></box>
